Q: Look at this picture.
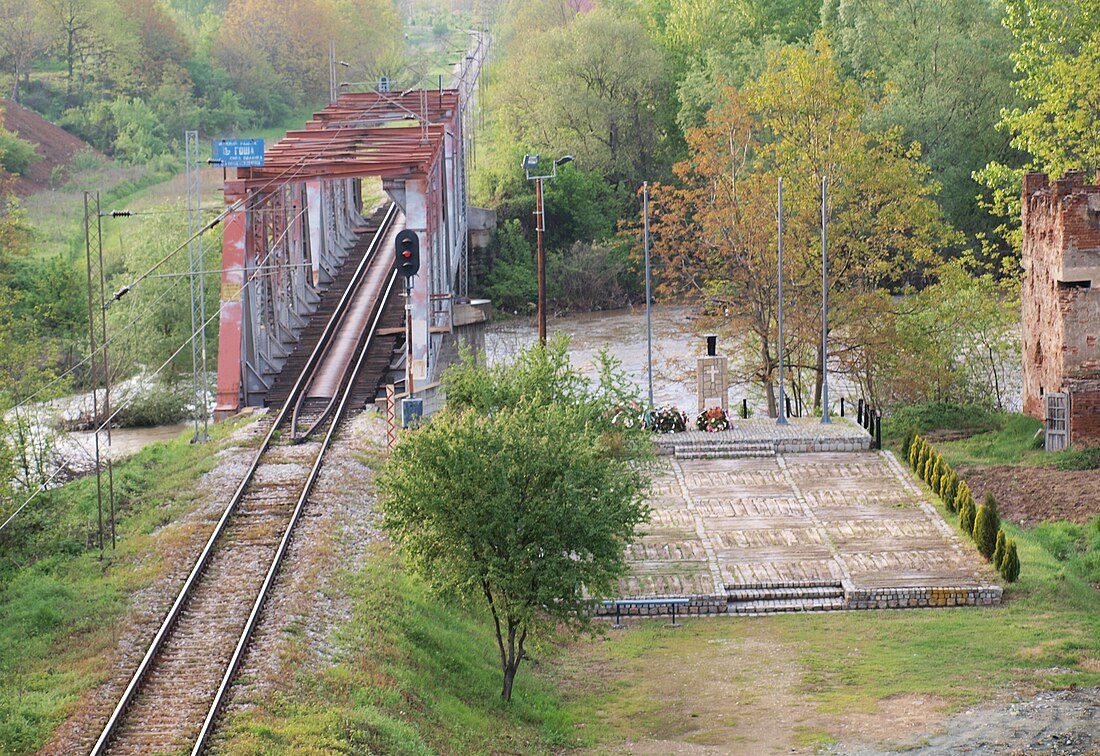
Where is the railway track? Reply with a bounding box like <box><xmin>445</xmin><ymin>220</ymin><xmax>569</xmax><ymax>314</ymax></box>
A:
<box><xmin>90</xmin><ymin>205</ymin><xmax>402</xmax><ymax>755</ymax></box>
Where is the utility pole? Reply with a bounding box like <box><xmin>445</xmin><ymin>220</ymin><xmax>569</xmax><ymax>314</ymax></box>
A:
<box><xmin>644</xmin><ymin>181</ymin><xmax>653</xmax><ymax>410</ymax></box>
<box><xmin>84</xmin><ymin>191</ymin><xmax>115</xmax><ymax>556</ymax></box>
<box><xmin>535</xmin><ymin>175</ymin><xmax>546</xmax><ymax>343</ymax></box>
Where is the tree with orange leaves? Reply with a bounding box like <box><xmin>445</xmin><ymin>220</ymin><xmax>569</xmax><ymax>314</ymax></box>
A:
<box><xmin>644</xmin><ymin>36</ymin><xmax>956</xmax><ymax>417</ymax></box>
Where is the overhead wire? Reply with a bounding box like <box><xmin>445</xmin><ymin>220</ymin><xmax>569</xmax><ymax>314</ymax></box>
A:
<box><xmin>2</xmin><ymin>87</ymin><xmax>435</xmax><ymax>535</ymax></box>
<box><xmin>0</xmin><ymin>202</ymin><xmax>319</xmax><ymax>536</ymax></box>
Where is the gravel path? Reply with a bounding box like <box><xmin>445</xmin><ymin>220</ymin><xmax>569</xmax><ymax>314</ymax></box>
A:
<box><xmin>831</xmin><ymin>687</ymin><xmax>1100</xmax><ymax>755</ymax></box>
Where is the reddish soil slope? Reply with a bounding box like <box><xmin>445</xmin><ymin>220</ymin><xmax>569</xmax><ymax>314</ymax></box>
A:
<box><xmin>0</xmin><ymin>98</ymin><xmax>99</xmax><ymax>195</ymax></box>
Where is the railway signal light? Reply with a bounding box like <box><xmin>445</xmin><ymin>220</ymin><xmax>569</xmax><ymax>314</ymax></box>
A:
<box><xmin>395</xmin><ymin>229</ymin><xmax>420</xmax><ymax>277</ymax></box>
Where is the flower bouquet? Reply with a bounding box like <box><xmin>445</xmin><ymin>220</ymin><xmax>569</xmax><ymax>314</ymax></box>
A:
<box><xmin>607</xmin><ymin>401</ymin><xmax>645</xmax><ymax>430</ymax></box>
<box><xmin>645</xmin><ymin>405</ymin><xmax>688</xmax><ymax>433</ymax></box>
<box><xmin>696</xmin><ymin>406</ymin><xmax>731</xmax><ymax>432</ymax></box>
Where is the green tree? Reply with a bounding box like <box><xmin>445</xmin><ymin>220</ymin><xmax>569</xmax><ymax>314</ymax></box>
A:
<box><xmin>0</xmin><ymin>120</ymin><xmax>39</xmax><ymax>176</ymax></box>
<box><xmin>483</xmin><ymin>219</ymin><xmax>537</xmax><ymax>314</ymax></box>
<box><xmin>824</xmin><ymin>0</ymin><xmax>1019</xmax><ymax>250</ymax></box>
<box><xmin>959</xmin><ymin>497</ymin><xmax>976</xmax><ymax>536</ymax></box>
<box><xmin>494</xmin><ymin>7</ymin><xmax>674</xmax><ymax>185</ymax></box>
<box><xmin>0</xmin><ymin>0</ymin><xmax>50</xmax><ymax>102</ymax></box>
<box><xmin>646</xmin><ymin>36</ymin><xmax>955</xmax><ymax>416</ymax></box>
<box><xmin>992</xmin><ymin>527</ymin><xmax>1007</xmax><ymax>570</ymax></box>
<box><xmin>377</xmin><ymin>341</ymin><xmax>650</xmax><ymax>701</ymax></box>
<box><xmin>976</xmin><ymin>0</ymin><xmax>1100</xmax><ymax>257</ymax></box>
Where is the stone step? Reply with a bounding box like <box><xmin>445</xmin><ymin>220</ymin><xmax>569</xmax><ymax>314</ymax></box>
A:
<box><xmin>673</xmin><ymin>442</ymin><xmax>776</xmax><ymax>454</ymax></box>
<box><xmin>675</xmin><ymin>447</ymin><xmax>776</xmax><ymax>459</ymax></box>
<box><xmin>728</xmin><ymin>597</ymin><xmax>846</xmax><ymax>614</ymax></box>
<box><xmin>726</xmin><ymin>585</ymin><xmax>844</xmax><ymax>602</ymax></box>
<box><xmin>726</xmin><ymin>579</ymin><xmax>844</xmax><ymax>591</ymax></box>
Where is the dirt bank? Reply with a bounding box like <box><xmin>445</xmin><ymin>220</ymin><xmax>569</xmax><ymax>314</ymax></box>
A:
<box><xmin>958</xmin><ymin>464</ymin><xmax>1100</xmax><ymax>526</ymax></box>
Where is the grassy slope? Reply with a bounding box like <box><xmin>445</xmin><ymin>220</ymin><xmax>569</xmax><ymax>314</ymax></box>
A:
<box><xmin>0</xmin><ymin>421</ymin><xmax>575</xmax><ymax>755</ymax></box>
<box><xmin>213</xmin><ymin>545</ymin><xmax>573</xmax><ymax>755</ymax></box>
<box><xmin>0</xmin><ymin>419</ymin><xmax>253</xmax><ymax>754</ymax></box>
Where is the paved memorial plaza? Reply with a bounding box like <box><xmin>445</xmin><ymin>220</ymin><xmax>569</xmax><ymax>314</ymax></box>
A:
<box><xmin>615</xmin><ymin>420</ymin><xmax>1000</xmax><ymax>613</ymax></box>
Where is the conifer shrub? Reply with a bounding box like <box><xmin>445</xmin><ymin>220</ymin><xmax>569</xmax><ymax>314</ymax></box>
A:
<box><xmin>1000</xmin><ymin>539</ymin><xmax>1020</xmax><ymax>582</ymax></box>
<box><xmin>955</xmin><ymin>480</ymin><xmax>973</xmax><ymax>516</ymax></box>
<box><xmin>974</xmin><ymin>495</ymin><xmax>1001</xmax><ymax>560</ymax></box>
<box><xmin>943</xmin><ymin>473</ymin><xmax>959</xmax><ymax>512</ymax></box>
<box><xmin>938</xmin><ymin>467</ymin><xmax>952</xmax><ymax>499</ymax></box>
<box><xmin>909</xmin><ymin>437</ymin><xmax>922</xmax><ymax>469</ymax></box>
<box><xmin>929</xmin><ymin>453</ymin><xmax>944</xmax><ymax>491</ymax></box>
<box><xmin>901</xmin><ymin>428</ymin><xmax>917</xmax><ymax>461</ymax></box>
<box><xmin>992</xmin><ymin>528</ymin><xmax>1007</xmax><ymax>571</ymax></box>
<box><xmin>959</xmin><ymin>498</ymin><xmax>976</xmax><ymax>537</ymax></box>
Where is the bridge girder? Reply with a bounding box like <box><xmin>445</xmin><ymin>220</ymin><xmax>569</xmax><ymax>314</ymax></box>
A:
<box><xmin>214</xmin><ymin>90</ymin><xmax>467</xmax><ymax>417</ymax></box>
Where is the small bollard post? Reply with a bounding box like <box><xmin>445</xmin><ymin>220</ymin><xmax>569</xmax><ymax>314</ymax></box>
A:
<box><xmin>742</xmin><ymin>398</ymin><xmax>748</xmax><ymax>419</ymax></box>
<box><xmin>875</xmin><ymin>411</ymin><xmax>882</xmax><ymax>449</ymax></box>
<box><xmin>858</xmin><ymin>398</ymin><xmax>864</xmax><ymax>425</ymax></box>
<box><xmin>840</xmin><ymin>397</ymin><xmax>845</xmax><ymax>417</ymax></box>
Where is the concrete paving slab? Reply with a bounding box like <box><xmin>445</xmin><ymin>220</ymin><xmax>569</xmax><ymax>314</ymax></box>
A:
<box><xmin>613</xmin><ymin>450</ymin><xmax>999</xmax><ymax>613</ymax></box>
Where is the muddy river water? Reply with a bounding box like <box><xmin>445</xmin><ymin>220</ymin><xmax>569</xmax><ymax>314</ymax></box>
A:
<box><xmin>485</xmin><ymin>304</ymin><xmax>861</xmax><ymax>416</ymax></box>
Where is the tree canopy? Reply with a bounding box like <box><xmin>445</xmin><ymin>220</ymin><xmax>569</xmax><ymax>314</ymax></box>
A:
<box><xmin>377</xmin><ymin>340</ymin><xmax>650</xmax><ymax>701</ymax></box>
<box><xmin>645</xmin><ymin>36</ymin><xmax>955</xmax><ymax>414</ymax></box>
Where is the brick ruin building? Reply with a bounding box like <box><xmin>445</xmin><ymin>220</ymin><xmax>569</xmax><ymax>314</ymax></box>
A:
<box><xmin>1021</xmin><ymin>170</ymin><xmax>1100</xmax><ymax>449</ymax></box>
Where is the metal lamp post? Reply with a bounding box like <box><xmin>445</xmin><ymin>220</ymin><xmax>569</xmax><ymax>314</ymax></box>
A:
<box><xmin>821</xmin><ymin>176</ymin><xmax>831</xmax><ymax>424</ymax></box>
<box><xmin>523</xmin><ymin>153</ymin><xmax>574</xmax><ymax>344</ymax></box>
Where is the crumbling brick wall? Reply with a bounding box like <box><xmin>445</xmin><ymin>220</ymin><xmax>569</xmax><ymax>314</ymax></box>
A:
<box><xmin>1021</xmin><ymin>170</ymin><xmax>1100</xmax><ymax>444</ymax></box>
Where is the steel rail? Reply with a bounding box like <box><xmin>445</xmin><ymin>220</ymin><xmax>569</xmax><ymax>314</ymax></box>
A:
<box><xmin>193</xmin><ymin>262</ymin><xmax>400</xmax><ymax>754</ymax></box>
<box><xmin>89</xmin><ymin>202</ymin><xmax>399</xmax><ymax>756</ymax></box>
<box><xmin>289</xmin><ymin>209</ymin><xmax>397</xmax><ymax>440</ymax></box>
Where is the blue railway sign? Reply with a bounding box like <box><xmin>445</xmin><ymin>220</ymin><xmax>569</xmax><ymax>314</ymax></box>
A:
<box><xmin>212</xmin><ymin>138</ymin><xmax>265</xmax><ymax>168</ymax></box>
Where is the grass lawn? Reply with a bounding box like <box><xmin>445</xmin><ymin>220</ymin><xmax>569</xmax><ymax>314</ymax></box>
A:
<box><xmin>549</xmin><ymin>476</ymin><xmax>1100</xmax><ymax>752</ymax></box>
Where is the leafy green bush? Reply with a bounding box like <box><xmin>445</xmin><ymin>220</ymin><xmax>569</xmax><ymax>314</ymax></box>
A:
<box><xmin>909</xmin><ymin>436</ymin><xmax>922</xmax><ymax>469</ymax></box>
<box><xmin>885</xmin><ymin>401</ymin><xmax>1000</xmax><ymax>440</ymax></box>
<box><xmin>901</xmin><ymin>427</ymin><xmax>917</xmax><ymax>460</ymax></box>
<box><xmin>937</xmin><ymin>466</ymin><xmax>952</xmax><ymax>499</ymax></box>
<box><xmin>929</xmin><ymin>453</ymin><xmax>944</xmax><ymax>490</ymax></box>
<box><xmin>1000</xmin><ymin>539</ymin><xmax>1020</xmax><ymax>582</ymax></box>
<box><xmin>917</xmin><ymin>440</ymin><xmax>931</xmax><ymax>472</ymax></box>
<box><xmin>1054</xmin><ymin>446</ymin><xmax>1100</xmax><ymax>471</ymax></box>
<box><xmin>0</xmin><ymin>127</ymin><xmax>40</xmax><ymax>174</ymax></box>
<box><xmin>974</xmin><ymin>492</ymin><xmax>1001</xmax><ymax>560</ymax></box>
<box><xmin>112</xmin><ymin>383</ymin><xmax>191</xmax><ymax>428</ymax></box>
<box><xmin>70</xmin><ymin>147</ymin><xmax>108</xmax><ymax>173</ymax></box>
<box><xmin>954</xmin><ymin>480</ymin><xmax>973</xmax><ymax>516</ymax></box>
<box><xmin>484</xmin><ymin>219</ymin><xmax>537</xmax><ymax>314</ymax></box>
